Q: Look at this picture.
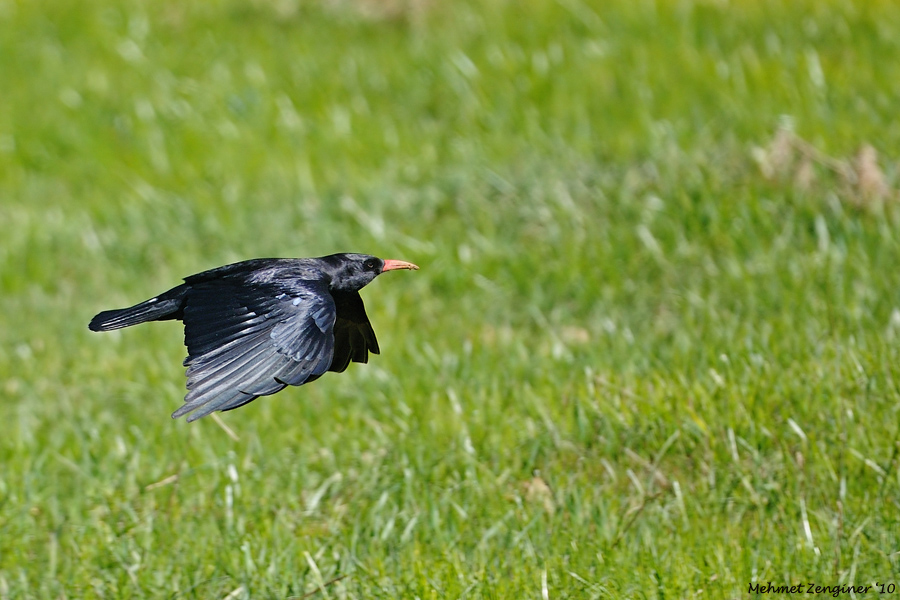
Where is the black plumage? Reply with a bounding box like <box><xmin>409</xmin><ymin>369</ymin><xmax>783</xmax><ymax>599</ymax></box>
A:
<box><xmin>89</xmin><ymin>253</ymin><xmax>418</xmax><ymax>421</ymax></box>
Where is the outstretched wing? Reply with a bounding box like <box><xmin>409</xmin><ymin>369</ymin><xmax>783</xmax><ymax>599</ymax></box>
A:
<box><xmin>329</xmin><ymin>291</ymin><xmax>380</xmax><ymax>374</ymax></box>
<box><xmin>172</xmin><ymin>279</ymin><xmax>336</xmax><ymax>422</ymax></box>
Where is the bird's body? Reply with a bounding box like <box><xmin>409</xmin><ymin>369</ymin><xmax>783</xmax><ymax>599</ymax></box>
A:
<box><xmin>89</xmin><ymin>253</ymin><xmax>418</xmax><ymax>422</ymax></box>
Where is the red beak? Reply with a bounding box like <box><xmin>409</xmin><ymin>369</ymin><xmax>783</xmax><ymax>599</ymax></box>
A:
<box><xmin>382</xmin><ymin>259</ymin><xmax>419</xmax><ymax>272</ymax></box>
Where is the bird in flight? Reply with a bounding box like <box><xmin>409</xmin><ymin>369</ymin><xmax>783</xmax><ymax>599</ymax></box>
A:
<box><xmin>89</xmin><ymin>253</ymin><xmax>418</xmax><ymax>422</ymax></box>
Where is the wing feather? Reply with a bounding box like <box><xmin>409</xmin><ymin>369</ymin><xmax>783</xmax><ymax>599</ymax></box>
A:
<box><xmin>328</xmin><ymin>291</ymin><xmax>379</xmax><ymax>373</ymax></box>
<box><xmin>171</xmin><ymin>279</ymin><xmax>337</xmax><ymax>421</ymax></box>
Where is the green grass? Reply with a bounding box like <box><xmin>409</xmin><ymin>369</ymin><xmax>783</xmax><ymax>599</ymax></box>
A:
<box><xmin>3</xmin><ymin>0</ymin><xmax>900</xmax><ymax>597</ymax></box>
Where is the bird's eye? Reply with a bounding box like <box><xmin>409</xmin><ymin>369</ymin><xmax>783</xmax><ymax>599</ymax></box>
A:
<box><xmin>364</xmin><ymin>259</ymin><xmax>376</xmax><ymax>269</ymax></box>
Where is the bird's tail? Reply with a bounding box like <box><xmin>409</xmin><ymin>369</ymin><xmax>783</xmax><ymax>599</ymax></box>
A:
<box><xmin>89</xmin><ymin>285</ymin><xmax>188</xmax><ymax>331</ymax></box>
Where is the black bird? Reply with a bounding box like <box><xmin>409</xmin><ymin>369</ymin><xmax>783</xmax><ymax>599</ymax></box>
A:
<box><xmin>89</xmin><ymin>253</ymin><xmax>419</xmax><ymax>422</ymax></box>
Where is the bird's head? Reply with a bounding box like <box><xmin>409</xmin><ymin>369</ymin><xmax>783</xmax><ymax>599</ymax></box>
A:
<box><xmin>324</xmin><ymin>253</ymin><xmax>419</xmax><ymax>292</ymax></box>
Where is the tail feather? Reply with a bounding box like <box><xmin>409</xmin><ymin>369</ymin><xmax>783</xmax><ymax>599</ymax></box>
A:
<box><xmin>89</xmin><ymin>285</ymin><xmax>188</xmax><ymax>331</ymax></box>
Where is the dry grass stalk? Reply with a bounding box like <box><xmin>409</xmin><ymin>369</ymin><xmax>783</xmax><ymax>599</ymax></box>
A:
<box><xmin>522</xmin><ymin>474</ymin><xmax>556</xmax><ymax>515</ymax></box>
<box><xmin>755</xmin><ymin>128</ymin><xmax>895</xmax><ymax>208</ymax></box>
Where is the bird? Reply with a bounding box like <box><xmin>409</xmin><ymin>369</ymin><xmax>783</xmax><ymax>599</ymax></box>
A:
<box><xmin>89</xmin><ymin>253</ymin><xmax>419</xmax><ymax>422</ymax></box>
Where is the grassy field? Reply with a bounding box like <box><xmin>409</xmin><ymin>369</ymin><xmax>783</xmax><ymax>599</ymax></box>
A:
<box><xmin>2</xmin><ymin>0</ymin><xmax>900</xmax><ymax>597</ymax></box>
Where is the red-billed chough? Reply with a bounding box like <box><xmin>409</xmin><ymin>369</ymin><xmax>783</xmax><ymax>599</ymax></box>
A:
<box><xmin>89</xmin><ymin>253</ymin><xmax>418</xmax><ymax>422</ymax></box>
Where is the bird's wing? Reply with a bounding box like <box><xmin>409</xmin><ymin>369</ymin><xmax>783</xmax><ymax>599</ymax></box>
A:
<box><xmin>329</xmin><ymin>291</ymin><xmax>380</xmax><ymax>373</ymax></box>
<box><xmin>172</xmin><ymin>279</ymin><xmax>336</xmax><ymax>422</ymax></box>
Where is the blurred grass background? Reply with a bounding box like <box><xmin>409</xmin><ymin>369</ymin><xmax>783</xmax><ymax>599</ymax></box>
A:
<box><xmin>2</xmin><ymin>0</ymin><xmax>900</xmax><ymax>597</ymax></box>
